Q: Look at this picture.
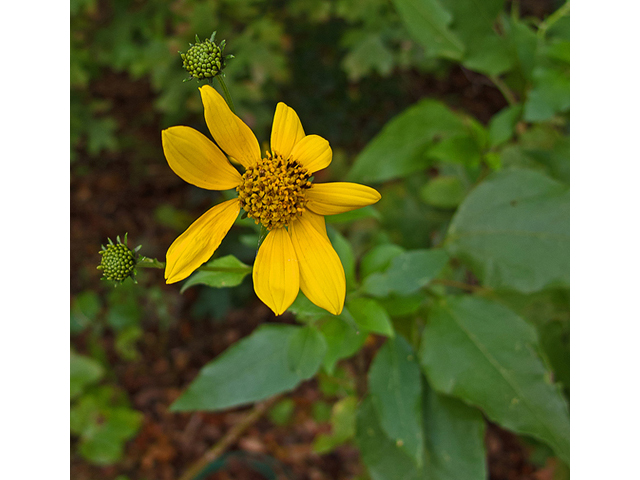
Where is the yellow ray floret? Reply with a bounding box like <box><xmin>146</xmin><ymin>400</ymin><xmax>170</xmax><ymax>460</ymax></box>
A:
<box><xmin>161</xmin><ymin>85</ymin><xmax>381</xmax><ymax>315</ymax></box>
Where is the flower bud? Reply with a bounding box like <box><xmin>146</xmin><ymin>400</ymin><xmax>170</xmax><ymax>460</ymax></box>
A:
<box><xmin>181</xmin><ymin>32</ymin><xmax>233</xmax><ymax>82</ymax></box>
<box><xmin>97</xmin><ymin>234</ymin><xmax>141</xmax><ymax>284</ymax></box>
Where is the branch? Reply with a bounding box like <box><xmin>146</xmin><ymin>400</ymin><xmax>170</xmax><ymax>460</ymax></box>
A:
<box><xmin>177</xmin><ymin>395</ymin><xmax>281</xmax><ymax>480</ymax></box>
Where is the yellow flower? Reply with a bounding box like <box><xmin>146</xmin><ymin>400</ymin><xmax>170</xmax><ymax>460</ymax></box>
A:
<box><xmin>162</xmin><ymin>85</ymin><xmax>381</xmax><ymax>315</ymax></box>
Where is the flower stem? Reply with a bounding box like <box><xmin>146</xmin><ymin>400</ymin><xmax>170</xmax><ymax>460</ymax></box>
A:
<box><xmin>537</xmin><ymin>1</ymin><xmax>570</xmax><ymax>42</ymax></box>
<box><xmin>216</xmin><ymin>75</ymin><xmax>236</xmax><ymax>114</ymax></box>
<box><xmin>177</xmin><ymin>395</ymin><xmax>281</xmax><ymax>480</ymax></box>
<box><xmin>138</xmin><ymin>257</ymin><xmax>251</xmax><ymax>274</ymax></box>
<box><xmin>488</xmin><ymin>74</ymin><xmax>518</xmax><ymax>106</ymax></box>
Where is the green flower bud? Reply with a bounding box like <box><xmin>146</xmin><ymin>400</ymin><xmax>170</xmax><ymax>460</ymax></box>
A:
<box><xmin>180</xmin><ymin>31</ymin><xmax>232</xmax><ymax>83</ymax></box>
<box><xmin>97</xmin><ymin>234</ymin><xmax>141</xmax><ymax>284</ymax></box>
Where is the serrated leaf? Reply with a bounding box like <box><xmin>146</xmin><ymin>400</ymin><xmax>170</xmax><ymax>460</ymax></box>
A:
<box><xmin>287</xmin><ymin>326</ymin><xmax>327</xmax><ymax>380</ymax></box>
<box><xmin>445</xmin><ymin>169</ymin><xmax>569</xmax><ymax>292</ymax></box>
<box><xmin>180</xmin><ymin>255</ymin><xmax>251</xmax><ymax>293</ymax></box>
<box><xmin>391</xmin><ymin>0</ymin><xmax>464</xmax><ymax>61</ymax></box>
<box><xmin>369</xmin><ymin>335</ymin><xmax>424</xmax><ymax>465</ymax></box>
<box><xmin>342</xmin><ymin>33</ymin><xmax>395</xmax><ymax>81</ymax></box>
<box><xmin>347</xmin><ymin>297</ymin><xmax>394</xmax><ymax>337</ymax></box>
<box><xmin>439</xmin><ymin>0</ymin><xmax>513</xmax><ymax>75</ymax></box>
<box><xmin>422</xmin><ymin>383</ymin><xmax>487</xmax><ymax>480</ymax></box>
<box><xmin>356</xmin><ymin>397</ymin><xmax>422</xmax><ymax>480</ymax></box>
<box><xmin>362</xmin><ymin>249</ymin><xmax>449</xmax><ymax>297</ymax></box>
<box><xmin>171</xmin><ymin>325</ymin><xmax>307</xmax><ymax>411</ymax></box>
<box><xmin>419</xmin><ymin>296</ymin><xmax>569</xmax><ymax>463</ymax></box>
<box><xmin>319</xmin><ymin>315</ymin><xmax>367</xmax><ymax>374</ymax></box>
<box><xmin>347</xmin><ymin>100</ymin><xmax>474</xmax><ymax>183</ymax></box>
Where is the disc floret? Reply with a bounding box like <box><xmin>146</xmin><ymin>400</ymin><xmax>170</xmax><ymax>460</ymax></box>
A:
<box><xmin>237</xmin><ymin>153</ymin><xmax>312</xmax><ymax>230</ymax></box>
<box><xmin>97</xmin><ymin>234</ymin><xmax>141</xmax><ymax>284</ymax></box>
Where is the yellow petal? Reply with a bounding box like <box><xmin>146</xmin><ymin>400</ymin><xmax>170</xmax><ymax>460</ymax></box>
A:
<box><xmin>270</xmin><ymin>102</ymin><xmax>305</xmax><ymax>160</ymax></box>
<box><xmin>306</xmin><ymin>182</ymin><xmax>381</xmax><ymax>216</ymax></box>
<box><xmin>200</xmin><ymin>85</ymin><xmax>261</xmax><ymax>168</ymax></box>
<box><xmin>162</xmin><ymin>126</ymin><xmax>242</xmax><ymax>190</ymax></box>
<box><xmin>290</xmin><ymin>135</ymin><xmax>332</xmax><ymax>174</ymax></box>
<box><xmin>165</xmin><ymin>199</ymin><xmax>240</xmax><ymax>283</ymax></box>
<box><xmin>302</xmin><ymin>210</ymin><xmax>327</xmax><ymax>237</ymax></box>
<box><xmin>289</xmin><ymin>213</ymin><xmax>345</xmax><ymax>315</ymax></box>
<box><xmin>253</xmin><ymin>228</ymin><xmax>300</xmax><ymax>315</ymax></box>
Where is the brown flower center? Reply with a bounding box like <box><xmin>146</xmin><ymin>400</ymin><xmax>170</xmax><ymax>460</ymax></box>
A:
<box><xmin>236</xmin><ymin>152</ymin><xmax>311</xmax><ymax>230</ymax></box>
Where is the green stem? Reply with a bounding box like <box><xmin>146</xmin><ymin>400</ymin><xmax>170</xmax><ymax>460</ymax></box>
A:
<box><xmin>488</xmin><ymin>74</ymin><xmax>518</xmax><ymax>106</ymax></box>
<box><xmin>138</xmin><ymin>257</ymin><xmax>251</xmax><ymax>274</ymax></box>
<box><xmin>216</xmin><ymin>75</ymin><xmax>236</xmax><ymax>114</ymax></box>
<box><xmin>537</xmin><ymin>1</ymin><xmax>570</xmax><ymax>42</ymax></box>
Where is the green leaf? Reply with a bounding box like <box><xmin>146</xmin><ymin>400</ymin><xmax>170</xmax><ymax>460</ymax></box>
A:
<box><xmin>524</xmin><ymin>66</ymin><xmax>570</xmax><ymax>122</ymax></box>
<box><xmin>288</xmin><ymin>291</ymin><xmax>331</xmax><ymax>323</ymax></box>
<box><xmin>71</xmin><ymin>385</ymin><xmax>143</xmax><ymax>465</ymax></box>
<box><xmin>78</xmin><ymin>407</ymin><xmax>143</xmax><ymax>465</ymax></box>
<box><xmin>538</xmin><ymin>320</ymin><xmax>570</xmax><ymax>394</ymax></box>
<box><xmin>342</xmin><ymin>33</ymin><xmax>395</xmax><ymax>81</ymax></box>
<box><xmin>503</xmin><ymin>17</ymin><xmax>538</xmax><ymax>82</ymax></box>
<box><xmin>325</xmin><ymin>205</ymin><xmax>382</xmax><ymax>224</ymax></box>
<box><xmin>347</xmin><ymin>99</ymin><xmax>474</xmax><ymax>183</ymax></box>
<box><xmin>327</xmin><ymin>228</ymin><xmax>357</xmax><ymax>291</ymax></box>
<box><xmin>438</xmin><ymin>0</ymin><xmax>513</xmax><ymax>75</ymax></box>
<box><xmin>499</xmin><ymin>128</ymin><xmax>569</xmax><ymax>185</ymax></box>
<box><xmin>427</xmin><ymin>133</ymin><xmax>484</xmax><ymax>167</ymax></box>
<box><xmin>180</xmin><ymin>255</ymin><xmax>252</xmax><ymax>293</ymax></box>
<box><xmin>445</xmin><ymin>169</ymin><xmax>569</xmax><ymax>292</ymax></box>
<box><xmin>360</xmin><ymin>244</ymin><xmax>405</xmax><ymax>280</ymax></box>
<box><xmin>313</xmin><ymin>396</ymin><xmax>358</xmax><ymax>453</ymax></box>
<box><xmin>70</xmin><ymin>350</ymin><xmax>104</xmax><ymax>400</ymax></box>
<box><xmin>286</xmin><ymin>326</ymin><xmax>327</xmax><ymax>380</ymax></box>
<box><xmin>419</xmin><ymin>296</ymin><xmax>569</xmax><ymax>463</ymax></box>
<box><xmin>268</xmin><ymin>398</ymin><xmax>296</xmax><ymax>426</ymax></box>
<box><xmin>356</xmin><ymin>397</ymin><xmax>422</xmax><ymax>480</ymax></box>
<box><xmin>171</xmin><ymin>325</ymin><xmax>308</xmax><ymax>411</ymax></box>
<box><xmin>390</xmin><ymin>0</ymin><xmax>464</xmax><ymax>61</ymax></box>
<box><xmin>319</xmin><ymin>315</ymin><xmax>367</xmax><ymax>374</ymax></box>
<box><xmin>347</xmin><ymin>297</ymin><xmax>394</xmax><ymax>337</ymax></box>
<box><xmin>114</xmin><ymin>325</ymin><xmax>143</xmax><ymax>361</ymax></box>
<box><xmin>362</xmin><ymin>249</ymin><xmax>449</xmax><ymax>297</ymax></box>
<box><xmin>420</xmin><ymin>176</ymin><xmax>467</xmax><ymax>209</ymax></box>
<box><xmin>71</xmin><ymin>291</ymin><xmax>101</xmax><ymax>334</ymax></box>
<box><xmin>488</xmin><ymin>104</ymin><xmax>523</xmax><ymax>147</ymax></box>
<box><xmin>378</xmin><ymin>293</ymin><xmax>425</xmax><ymax>317</ymax></box>
<box><xmin>422</xmin><ymin>384</ymin><xmax>487</xmax><ymax>480</ymax></box>
<box><xmin>106</xmin><ymin>299</ymin><xmax>141</xmax><ymax>331</ymax></box>
<box><xmin>369</xmin><ymin>335</ymin><xmax>424</xmax><ymax>465</ymax></box>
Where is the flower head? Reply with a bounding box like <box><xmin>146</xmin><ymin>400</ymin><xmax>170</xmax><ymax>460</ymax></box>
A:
<box><xmin>181</xmin><ymin>32</ymin><xmax>232</xmax><ymax>82</ymax></box>
<box><xmin>98</xmin><ymin>234</ymin><xmax>141</xmax><ymax>284</ymax></box>
<box><xmin>161</xmin><ymin>85</ymin><xmax>381</xmax><ymax>315</ymax></box>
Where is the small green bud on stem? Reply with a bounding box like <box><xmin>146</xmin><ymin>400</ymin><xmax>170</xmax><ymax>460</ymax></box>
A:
<box><xmin>97</xmin><ymin>233</ymin><xmax>142</xmax><ymax>285</ymax></box>
<box><xmin>181</xmin><ymin>31</ymin><xmax>232</xmax><ymax>82</ymax></box>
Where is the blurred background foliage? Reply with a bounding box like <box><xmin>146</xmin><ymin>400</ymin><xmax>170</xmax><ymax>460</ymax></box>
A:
<box><xmin>71</xmin><ymin>0</ymin><xmax>569</xmax><ymax>478</ymax></box>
